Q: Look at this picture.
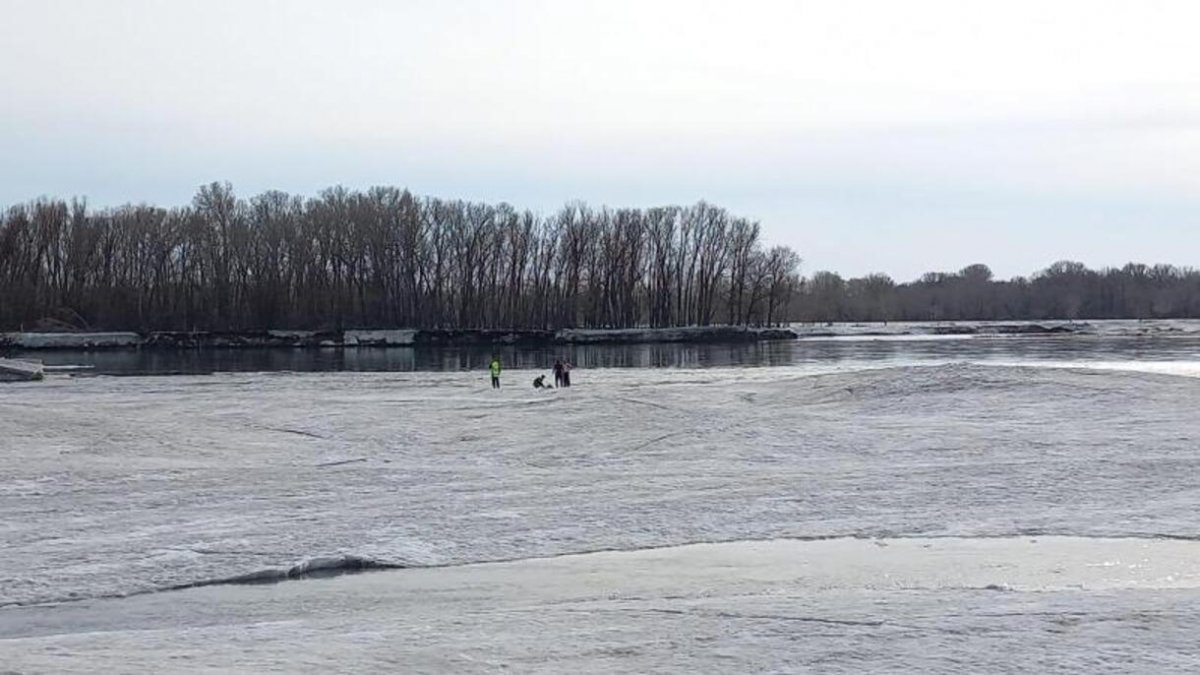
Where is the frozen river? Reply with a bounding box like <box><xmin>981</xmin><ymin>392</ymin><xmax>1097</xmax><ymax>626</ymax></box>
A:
<box><xmin>2</xmin><ymin>337</ymin><xmax>1200</xmax><ymax>672</ymax></box>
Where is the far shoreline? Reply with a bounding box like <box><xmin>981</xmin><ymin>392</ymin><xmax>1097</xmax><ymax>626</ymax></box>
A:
<box><xmin>6</xmin><ymin>319</ymin><xmax>1194</xmax><ymax>351</ymax></box>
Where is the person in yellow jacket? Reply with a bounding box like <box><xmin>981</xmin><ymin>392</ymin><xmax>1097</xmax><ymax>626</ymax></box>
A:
<box><xmin>489</xmin><ymin>356</ymin><xmax>502</xmax><ymax>389</ymax></box>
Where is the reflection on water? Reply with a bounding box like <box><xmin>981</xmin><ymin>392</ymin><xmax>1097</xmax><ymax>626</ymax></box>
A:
<box><xmin>18</xmin><ymin>335</ymin><xmax>1200</xmax><ymax>375</ymax></box>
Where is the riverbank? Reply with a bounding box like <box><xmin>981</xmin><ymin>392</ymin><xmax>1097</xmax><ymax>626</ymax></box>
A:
<box><xmin>4</xmin><ymin>326</ymin><xmax>798</xmax><ymax>350</ymax></box>
<box><xmin>0</xmin><ymin>320</ymin><xmax>1150</xmax><ymax>351</ymax></box>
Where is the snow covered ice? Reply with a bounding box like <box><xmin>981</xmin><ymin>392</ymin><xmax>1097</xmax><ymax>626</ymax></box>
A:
<box><xmin>3</xmin><ymin>356</ymin><xmax>1200</xmax><ymax>672</ymax></box>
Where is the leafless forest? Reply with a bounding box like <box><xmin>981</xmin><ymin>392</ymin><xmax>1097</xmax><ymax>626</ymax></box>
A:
<box><xmin>0</xmin><ymin>183</ymin><xmax>799</xmax><ymax>331</ymax></box>
<box><xmin>1</xmin><ymin>183</ymin><xmax>1196</xmax><ymax>332</ymax></box>
<box><xmin>795</xmin><ymin>262</ymin><xmax>1200</xmax><ymax>322</ymax></box>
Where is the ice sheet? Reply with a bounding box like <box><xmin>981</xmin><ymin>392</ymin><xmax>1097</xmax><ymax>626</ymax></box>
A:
<box><xmin>4</xmin><ymin>537</ymin><xmax>1200</xmax><ymax>674</ymax></box>
<box><xmin>3</xmin><ymin>363</ymin><xmax>1199</xmax><ymax>608</ymax></box>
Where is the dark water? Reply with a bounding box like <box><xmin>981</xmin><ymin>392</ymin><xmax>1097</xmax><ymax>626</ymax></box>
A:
<box><xmin>17</xmin><ymin>335</ymin><xmax>1200</xmax><ymax>375</ymax></box>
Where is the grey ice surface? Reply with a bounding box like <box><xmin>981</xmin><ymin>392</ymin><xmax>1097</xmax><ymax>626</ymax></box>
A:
<box><xmin>2</xmin><ymin>358</ymin><xmax>1200</xmax><ymax>672</ymax></box>
<box><xmin>5</xmin><ymin>537</ymin><xmax>1200</xmax><ymax>674</ymax></box>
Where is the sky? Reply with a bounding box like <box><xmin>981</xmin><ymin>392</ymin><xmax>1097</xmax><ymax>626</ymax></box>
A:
<box><xmin>2</xmin><ymin>0</ymin><xmax>1199</xmax><ymax>281</ymax></box>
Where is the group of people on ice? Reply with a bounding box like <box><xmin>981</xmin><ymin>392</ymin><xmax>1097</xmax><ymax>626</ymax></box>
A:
<box><xmin>487</xmin><ymin>356</ymin><xmax>572</xmax><ymax>390</ymax></box>
<box><xmin>541</xmin><ymin>358</ymin><xmax>572</xmax><ymax>388</ymax></box>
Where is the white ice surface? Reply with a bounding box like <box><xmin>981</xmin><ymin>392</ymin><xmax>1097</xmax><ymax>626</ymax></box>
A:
<box><xmin>5</xmin><ymin>537</ymin><xmax>1200</xmax><ymax>673</ymax></box>
<box><xmin>0</xmin><ymin>357</ymin><xmax>44</xmax><ymax>381</ymax></box>
<box><xmin>3</xmin><ymin>362</ymin><xmax>1200</xmax><ymax>671</ymax></box>
<box><xmin>988</xmin><ymin>359</ymin><xmax>1200</xmax><ymax>379</ymax></box>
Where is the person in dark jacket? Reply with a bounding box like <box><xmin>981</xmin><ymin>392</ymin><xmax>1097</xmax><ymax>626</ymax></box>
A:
<box><xmin>552</xmin><ymin>359</ymin><xmax>565</xmax><ymax>388</ymax></box>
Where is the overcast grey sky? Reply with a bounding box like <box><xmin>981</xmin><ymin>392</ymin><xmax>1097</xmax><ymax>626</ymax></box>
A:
<box><xmin>2</xmin><ymin>0</ymin><xmax>1198</xmax><ymax>280</ymax></box>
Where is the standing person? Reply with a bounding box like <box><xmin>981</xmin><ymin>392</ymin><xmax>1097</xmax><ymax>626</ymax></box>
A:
<box><xmin>553</xmin><ymin>359</ymin><xmax>565</xmax><ymax>388</ymax></box>
<box><xmin>562</xmin><ymin>359</ymin><xmax>573</xmax><ymax>387</ymax></box>
<box><xmin>489</xmin><ymin>356</ymin><xmax>502</xmax><ymax>389</ymax></box>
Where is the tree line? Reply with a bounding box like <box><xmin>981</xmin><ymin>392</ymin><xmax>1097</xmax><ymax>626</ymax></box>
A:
<box><xmin>4</xmin><ymin>184</ymin><xmax>1195</xmax><ymax>332</ymax></box>
<box><xmin>0</xmin><ymin>183</ymin><xmax>801</xmax><ymax>332</ymax></box>
<box><xmin>793</xmin><ymin>262</ymin><xmax>1200</xmax><ymax>322</ymax></box>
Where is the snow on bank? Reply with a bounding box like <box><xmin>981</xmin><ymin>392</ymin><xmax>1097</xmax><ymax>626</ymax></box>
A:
<box><xmin>8</xmin><ymin>319</ymin><xmax>1200</xmax><ymax>351</ymax></box>
<box><xmin>4</xmin><ymin>537</ymin><xmax>1200</xmax><ymax>673</ymax></box>
<box><xmin>790</xmin><ymin>318</ymin><xmax>1200</xmax><ymax>339</ymax></box>
<box><xmin>557</xmin><ymin>325</ymin><xmax>796</xmax><ymax>343</ymax></box>
<box><xmin>342</xmin><ymin>329</ymin><xmax>417</xmax><ymax>346</ymax></box>
<box><xmin>6</xmin><ymin>331</ymin><xmax>141</xmax><ymax>349</ymax></box>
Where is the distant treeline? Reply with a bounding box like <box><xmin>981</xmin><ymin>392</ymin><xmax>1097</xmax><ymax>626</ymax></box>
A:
<box><xmin>0</xmin><ymin>183</ymin><xmax>800</xmax><ymax>331</ymax></box>
<box><xmin>793</xmin><ymin>262</ymin><xmax>1200</xmax><ymax>322</ymax></box>
<box><xmin>3</xmin><ymin>184</ymin><xmax>1196</xmax><ymax>332</ymax></box>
